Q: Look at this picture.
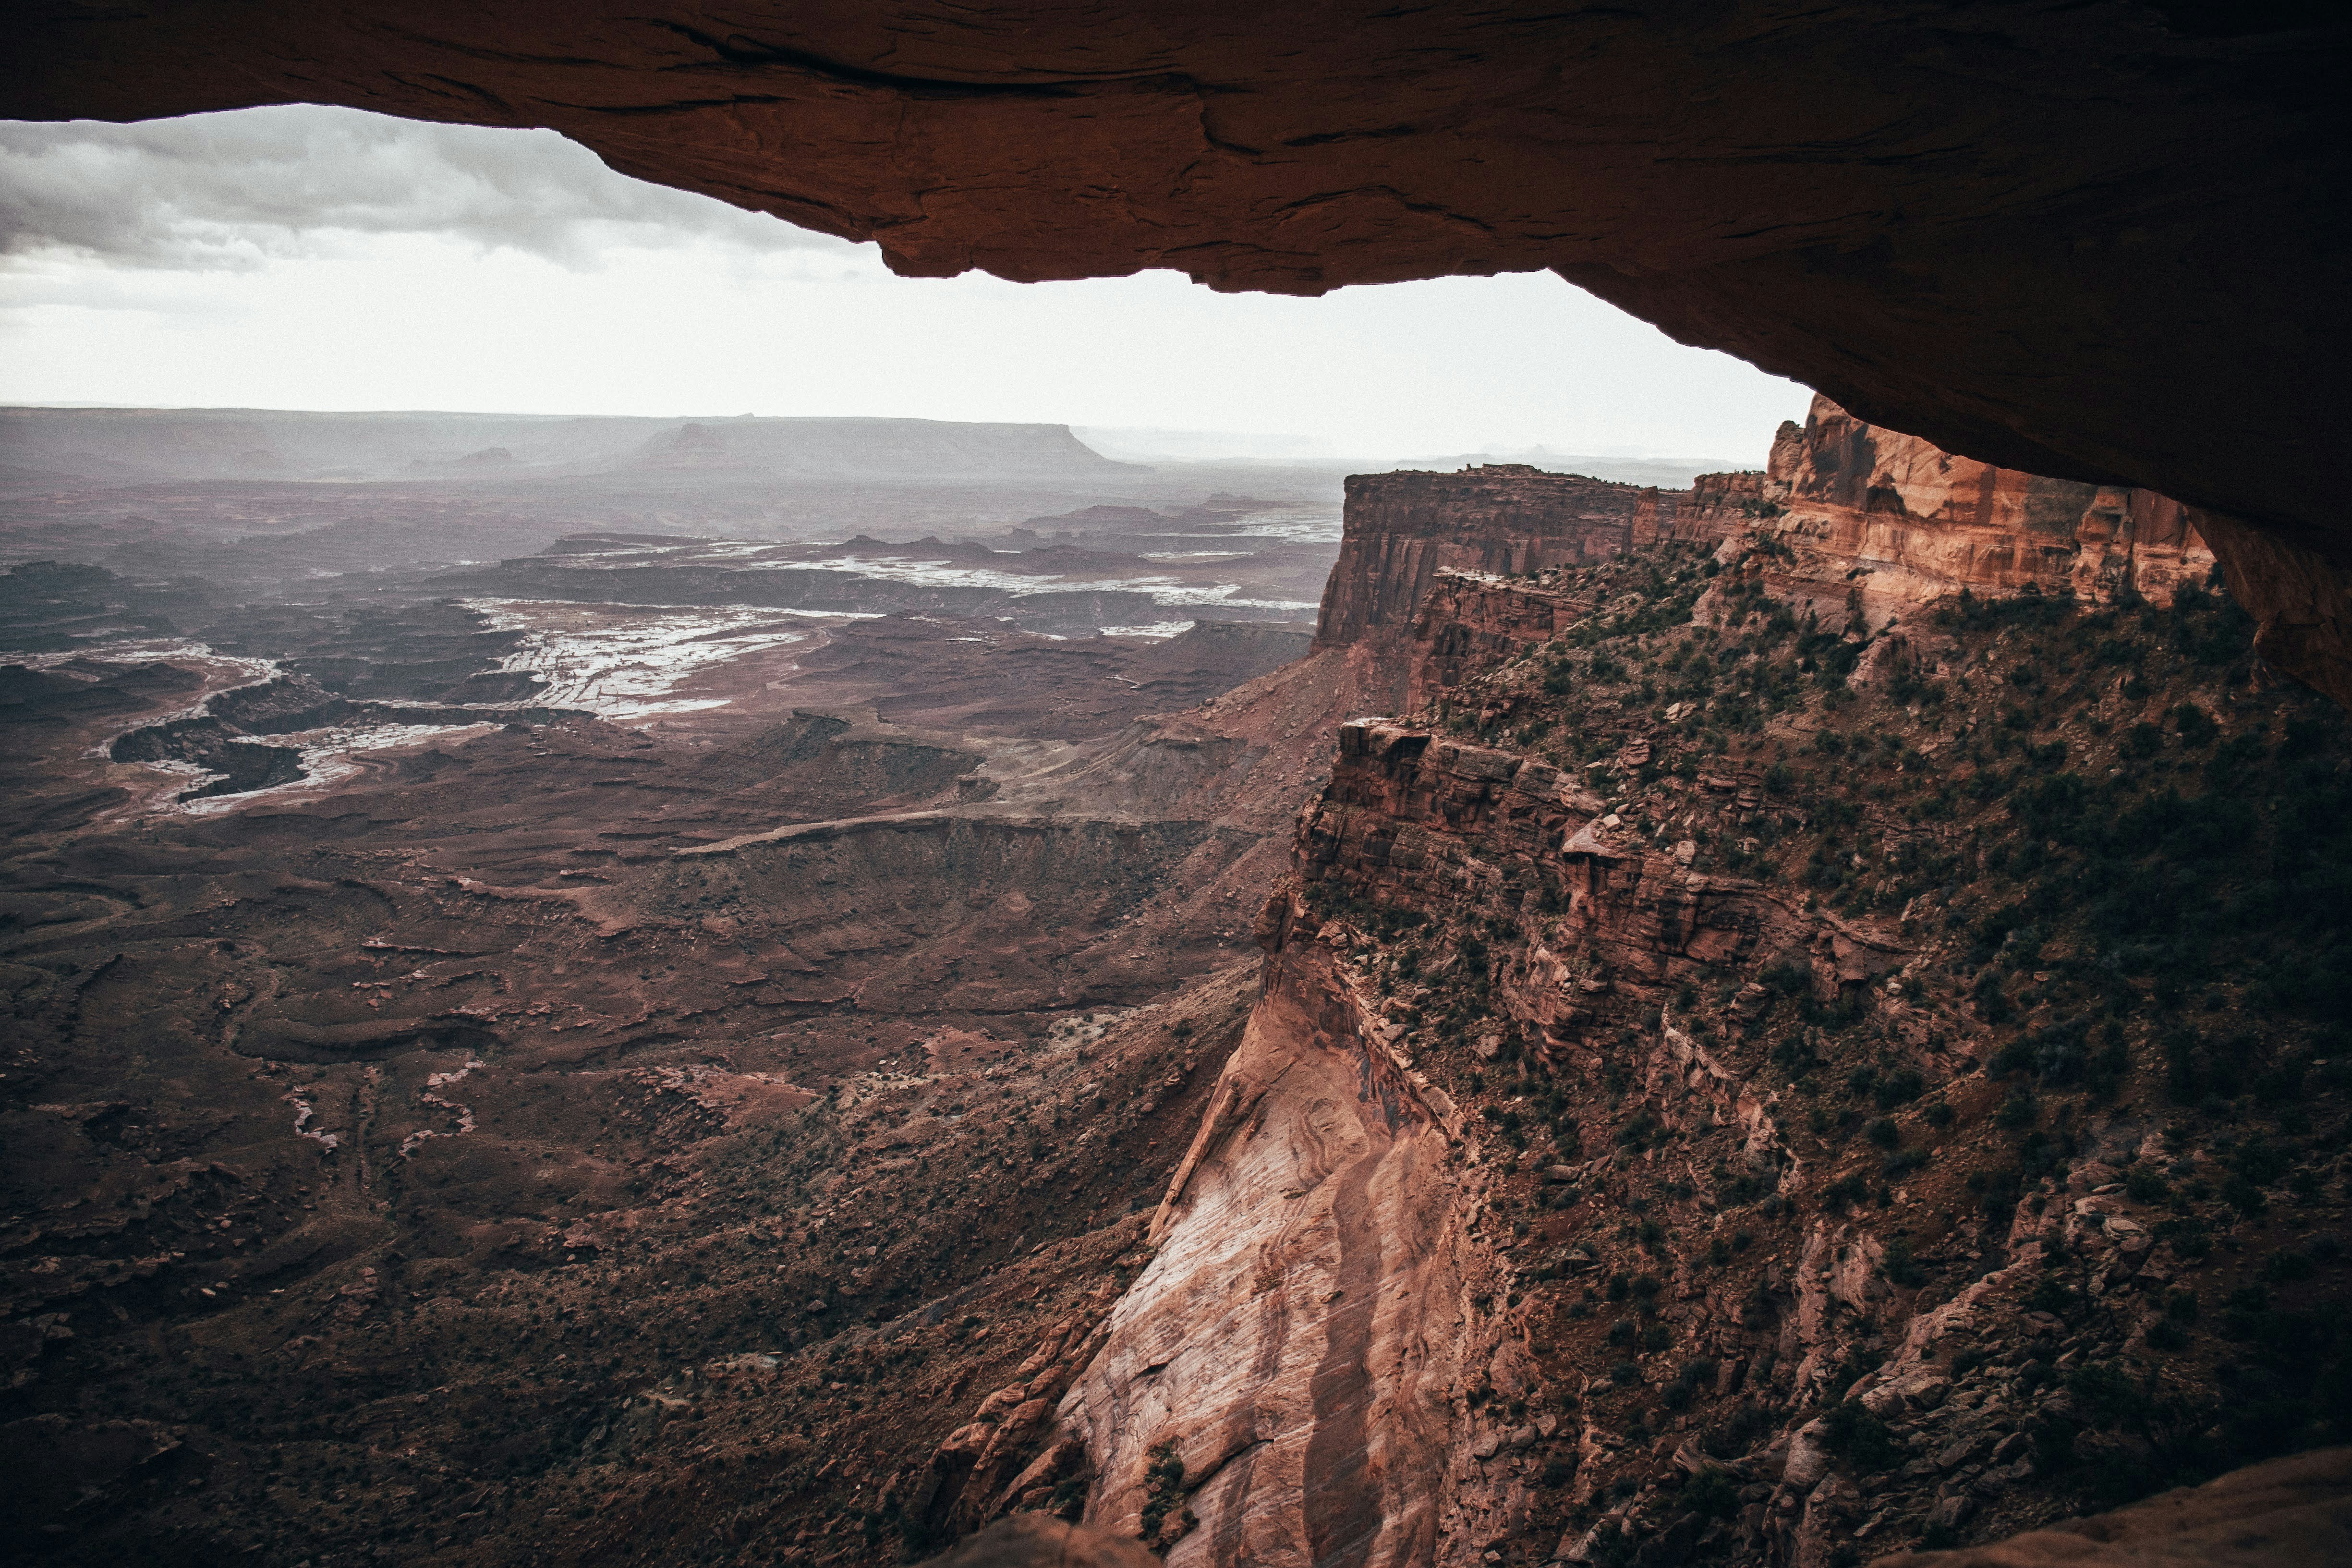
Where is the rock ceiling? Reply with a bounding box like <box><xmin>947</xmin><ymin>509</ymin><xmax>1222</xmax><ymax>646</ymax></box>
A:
<box><xmin>11</xmin><ymin>1</ymin><xmax>2351</xmax><ymax>694</ymax></box>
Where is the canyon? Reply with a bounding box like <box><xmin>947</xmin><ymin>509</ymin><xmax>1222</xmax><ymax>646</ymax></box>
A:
<box><xmin>3</xmin><ymin>398</ymin><xmax>2348</xmax><ymax>1568</ymax></box>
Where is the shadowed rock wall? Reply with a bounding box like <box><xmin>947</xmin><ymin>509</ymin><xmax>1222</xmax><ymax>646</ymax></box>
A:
<box><xmin>11</xmin><ymin>7</ymin><xmax>2348</xmax><ymax>537</ymax></box>
<box><xmin>1316</xmin><ymin>468</ymin><xmax>1669</xmax><ymax>649</ymax></box>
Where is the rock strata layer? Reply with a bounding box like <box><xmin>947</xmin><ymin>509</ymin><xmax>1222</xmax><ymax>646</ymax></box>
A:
<box><xmin>1686</xmin><ymin>396</ymin><xmax>2218</xmax><ymax>635</ymax></box>
<box><xmin>1019</xmin><ymin>480</ymin><xmax>2352</xmax><ymax>1567</ymax></box>
<box><xmin>1316</xmin><ymin>468</ymin><xmax>1676</xmax><ymax>649</ymax></box>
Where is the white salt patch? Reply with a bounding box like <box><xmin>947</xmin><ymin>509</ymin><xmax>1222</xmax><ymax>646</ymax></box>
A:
<box><xmin>463</xmin><ymin>599</ymin><xmax>819</xmax><ymax>718</ymax></box>
<box><xmin>1228</xmin><ymin>506</ymin><xmax>1343</xmax><ymax>544</ymax></box>
<box><xmin>178</xmin><ymin>722</ymin><xmax>500</xmax><ymax>815</ymax></box>
<box><xmin>286</xmin><ymin>1092</ymin><xmax>341</xmax><ymax>1151</ymax></box>
<box><xmin>790</xmin><ymin>554</ymin><xmax>1182</xmax><ymax>597</ymax></box>
<box><xmin>790</xmin><ymin>555</ymin><xmax>1315</xmax><ymax>612</ymax></box>
<box><xmin>1099</xmin><ymin>621</ymin><xmax>1198</xmax><ymax>639</ymax></box>
<box><xmin>400</xmin><ymin>1055</ymin><xmax>486</xmax><ymax>1157</ymax></box>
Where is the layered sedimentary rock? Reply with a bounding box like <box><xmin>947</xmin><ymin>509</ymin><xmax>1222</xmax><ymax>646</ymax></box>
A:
<box><xmin>1316</xmin><ymin>468</ymin><xmax>1673</xmax><ymax>648</ymax></box>
<box><xmin>1058</xmin><ymin>933</ymin><xmax>1473</xmax><ymax>1566</ymax></box>
<box><xmin>1689</xmin><ymin>396</ymin><xmax>2217</xmax><ymax>636</ymax></box>
<box><xmin>1015</xmin><ymin>398</ymin><xmax>2349</xmax><ymax>1568</ymax></box>
<box><xmin>1012</xmin><ymin>505</ymin><xmax>2352</xmax><ymax>1568</ymax></box>
<box><xmin>1402</xmin><ymin>576</ymin><xmax>1597</xmax><ymax>717</ymax></box>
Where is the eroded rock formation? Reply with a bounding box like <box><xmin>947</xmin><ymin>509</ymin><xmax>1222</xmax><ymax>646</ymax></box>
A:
<box><xmin>1688</xmin><ymin>395</ymin><xmax>2219</xmax><ymax>638</ymax></box>
<box><xmin>1060</xmin><ymin>929</ymin><xmax>1471</xmax><ymax>1566</ymax></box>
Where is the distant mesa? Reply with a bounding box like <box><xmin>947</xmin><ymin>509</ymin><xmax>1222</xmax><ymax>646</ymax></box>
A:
<box><xmin>628</xmin><ymin>416</ymin><xmax>1149</xmax><ymax>479</ymax></box>
<box><xmin>633</xmin><ymin>421</ymin><xmax>738</xmax><ymax>470</ymax></box>
<box><xmin>537</xmin><ymin>532</ymin><xmax>715</xmax><ymax>555</ymax></box>
<box><xmin>1316</xmin><ymin>464</ymin><xmax>1677</xmax><ymax>648</ymax></box>
<box><xmin>0</xmin><ymin>406</ymin><xmax>1149</xmax><ymax>485</ymax></box>
<box><xmin>1047</xmin><ymin>505</ymin><xmax>1171</xmax><ymax>527</ymax></box>
<box><xmin>0</xmin><ymin>462</ymin><xmax>91</xmax><ymax>485</ymax></box>
<box><xmin>409</xmin><ymin>444</ymin><xmax>520</xmax><ymax>472</ymax></box>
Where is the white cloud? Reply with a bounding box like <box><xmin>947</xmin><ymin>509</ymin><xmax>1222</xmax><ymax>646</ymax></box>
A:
<box><xmin>0</xmin><ymin>104</ymin><xmax>857</xmax><ymax>270</ymax></box>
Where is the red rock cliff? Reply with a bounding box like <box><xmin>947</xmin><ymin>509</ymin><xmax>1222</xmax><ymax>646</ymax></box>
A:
<box><xmin>1315</xmin><ymin>467</ymin><xmax>1680</xmax><ymax>650</ymax></box>
<box><xmin>1686</xmin><ymin>396</ymin><xmax>2216</xmax><ymax>635</ymax></box>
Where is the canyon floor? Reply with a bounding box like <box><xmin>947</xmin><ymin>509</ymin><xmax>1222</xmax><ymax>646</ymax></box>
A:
<box><xmin>0</xmin><ymin>470</ymin><xmax>1369</xmax><ymax>1566</ymax></box>
<box><xmin>2</xmin><ymin>455</ymin><xmax>2349</xmax><ymax>1568</ymax></box>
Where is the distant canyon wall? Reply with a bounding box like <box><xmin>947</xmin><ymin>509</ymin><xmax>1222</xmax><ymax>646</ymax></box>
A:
<box><xmin>1314</xmin><ymin>467</ymin><xmax>1679</xmax><ymax>649</ymax></box>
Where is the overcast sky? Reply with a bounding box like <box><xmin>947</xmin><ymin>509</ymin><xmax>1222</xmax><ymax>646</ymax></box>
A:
<box><xmin>0</xmin><ymin>105</ymin><xmax>1811</xmax><ymax>462</ymax></box>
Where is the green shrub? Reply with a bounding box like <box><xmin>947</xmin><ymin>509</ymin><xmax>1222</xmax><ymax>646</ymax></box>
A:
<box><xmin>1679</xmin><ymin>1468</ymin><xmax>1741</xmax><ymax>1520</ymax></box>
<box><xmin>1820</xmin><ymin>1400</ymin><xmax>1901</xmax><ymax>1471</ymax></box>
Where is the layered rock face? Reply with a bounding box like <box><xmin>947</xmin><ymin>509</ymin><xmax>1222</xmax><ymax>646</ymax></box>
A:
<box><xmin>1400</xmin><ymin>575</ymin><xmax>1599</xmax><ymax>718</ymax></box>
<box><xmin>1316</xmin><ymin>468</ymin><xmax>1673</xmax><ymax>648</ymax></box>
<box><xmin>1691</xmin><ymin>396</ymin><xmax>2217</xmax><ymax>636</ymax></box>
<box><xmin>1059</xmin><ymin>933</ymin><xmax>1471</xmax><ymax>1567</ymax></box>
<box><xmin>1022</xmin><ymin>514</ymin><xmax>2352</xmax><ymax>1567</ymax></box>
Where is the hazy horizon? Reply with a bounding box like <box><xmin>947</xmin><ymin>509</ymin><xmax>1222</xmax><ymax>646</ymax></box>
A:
<box><xmin>0</xmin><ymin>398</ymin><xmax>1765</xmax><ymax>476</ymax></box>
<box><xmin>0</xmin><ymin>104</ymin><xmax>1811</xmax><ymax>463</ymax></box>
